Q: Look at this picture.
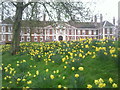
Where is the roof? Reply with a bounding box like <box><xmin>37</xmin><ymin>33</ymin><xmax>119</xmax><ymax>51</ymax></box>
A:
<box><xmin>102</xmin><ymin>21</ymin><xmax>114</xmax><ymax>27</ymax></box>
<box><xmin>21</xmin><ymin>20</ymin><xmax>55</xmax><ymax>27</ymax></box>
<box><xmin>1</xmin><ymin>19</ymin><xmax>115</xmax><ymax>29</ymax></box>
<box><xmin>67</xmin><ymin>21</ymin><xmax>100</xmax><ymax>28</ymax></box>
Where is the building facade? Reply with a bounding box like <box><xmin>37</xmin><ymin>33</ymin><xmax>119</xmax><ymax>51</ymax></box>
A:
<box><xmin>0</xmin><ymin>19</ymin><xmax>117</xmax><ymax>43</ymax></box>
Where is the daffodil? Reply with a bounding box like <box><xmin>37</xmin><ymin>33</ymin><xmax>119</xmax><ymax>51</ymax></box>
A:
<box><xmin>50</xmin><ymin>74</ymin><xmax>54</xmax><ymax>79</ymax></box>
<box><xmin>22</xmin><ymin>79</ymin><xmax>26</xmax><ymax>81</ymax></box>
<box><xmin>17</xmin><ymin>78</ymin><xmax>21</xmax><ymax>82</ymax></box>
<box><xmin>71</xmin><ymin>67</ymin><xmax>75</xmax><ymax>70</ymax></box>
<box><xmin>64</xmin><ymin>66</ymin><xmax>67</xmax><ymax>69</ymax></box>
<box><xmin>75</xmin><ymin>74</ymin><xmax>79</xmax><ymax>78</ymax></box>
<box><xmin>58</xmin><ymin>85</ymin><xmax>62</xmax><ymax>88</ymax></box>
<box><xmin>87</xmin><ymin>84</ymin><xmax>92</xmax><ymax>89</ymax></box>
<box><xmin>78</xmin><ymin>67</ymin><xmax>84</xmax><ymax>71</ymax></box>
<box><xmin>94</xmin><ymin>80</ymin><xmax>99</xmax><ymax>85</ymax></box>
<box><xmin>99</xmin><ymin>78</ymin><xmax>104</xmax><ymax>83</ymax></box>
<box><xmin>112</xmin><ymin>83</ymin><xmax>117</xmax><ymax>88</ymax></box>
<box><xmin>46</xmin><ymin>69</ymin><xmax>49</xmax><ymax>72</ymax></box>
<box><xmin>63</xmin><ymin>76</ymin><xmax>65</xmax><ymax>79</ymax></box>
<box><xmin>109</xmin><ymin>78</ymin><xmax>113</xmax><ymax>84</ymax></box>
<box><xmin>27</xmin><ymin>80</ymin><xmax>32</xmax><ymax>84</ymax></box>
<box><xmin>98</xmin><ymin>83</ymin><xmax>106</xmax><ymax>88</ymax></box>
<box><xmin>36</xmin><ymin>70</ymin><xmax>39</xmax><ymax>75</ymax></box>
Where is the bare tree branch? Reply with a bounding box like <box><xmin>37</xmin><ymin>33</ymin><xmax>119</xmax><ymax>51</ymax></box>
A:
<box><xmin>11</xmin><ymin>2</ymin><xmax>17</xmax><ymax>7</ymax></box>
<box><xmin>23</xmin><ymin>2</ymin><xmax>33</xmax><ymax>9</ymax></box>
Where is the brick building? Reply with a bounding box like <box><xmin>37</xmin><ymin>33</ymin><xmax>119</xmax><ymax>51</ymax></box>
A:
<box><xmin>0</xmin><ymin>15</ymin><xmax>117</xmax><ymax>43</ymax></box>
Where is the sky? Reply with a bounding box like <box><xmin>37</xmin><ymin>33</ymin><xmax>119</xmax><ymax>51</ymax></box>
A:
<box><xmin>1</xmin><ymin>0</ymin><xmax>120</xmax><ymax>25</ymax></box>
<box><xmin>82</xmin><ymin>0</ymin><xmax>119</xmax><ymax>24</ymax></box>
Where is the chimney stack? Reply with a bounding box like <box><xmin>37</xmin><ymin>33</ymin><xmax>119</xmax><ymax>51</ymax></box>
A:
<box><xmin>43</xmin><ymin>13</ymin><xmax>46</xmax><ymax>21</ymax></box>
<box><xmin>94</xmin><ymin>15</ymin><xmax>97</xmax><ymax>22</ymax></box>
<box><xmin>100</xmin><ymin>14</ymin><xmax>103</xmax><ymax>23</ymax></box>
<box><xmin>113</xmin><ymin>17</ymin><xmax>115</xmax><ymax>25</ymax></box>
<box><xmin>91</xmin><ymin>16</ymin><xmax>93</xmax><ymax>22</ymax></box>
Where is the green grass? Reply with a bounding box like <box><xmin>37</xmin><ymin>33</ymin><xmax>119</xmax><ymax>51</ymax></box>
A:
<box><xmin>1</xmin><ymin>40</ymin><xmax>119</xmax><ymax>88</ymax></box>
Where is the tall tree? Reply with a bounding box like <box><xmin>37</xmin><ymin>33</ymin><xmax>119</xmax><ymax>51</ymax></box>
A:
<box><xmin>11</xmin><ymin>2</ymin><xmax>32</xmax><ymax>55</ymax></box>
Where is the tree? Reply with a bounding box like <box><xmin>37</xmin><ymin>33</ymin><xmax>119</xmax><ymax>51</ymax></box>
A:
<box><xmin>11</xmin><ymin>2</ymin><xmax>33</xmax><ymax>55</ymax></box>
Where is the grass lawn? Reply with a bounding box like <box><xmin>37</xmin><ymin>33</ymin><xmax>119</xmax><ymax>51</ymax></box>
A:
<box><xmin>1</xmin><ymin>39</ymin><xmax>119</xmax><ymax>89</ymax></box>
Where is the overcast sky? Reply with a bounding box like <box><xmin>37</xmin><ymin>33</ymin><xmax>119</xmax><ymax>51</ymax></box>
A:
<box><xmin>83</xmin><ymin>0</ymin><xmax>119</xmax><ymax>24</ymax></box>
<box><xmin>1</xmin><ymin>0</ymin><xmax>120</xmax><ymax>25</ymax></box>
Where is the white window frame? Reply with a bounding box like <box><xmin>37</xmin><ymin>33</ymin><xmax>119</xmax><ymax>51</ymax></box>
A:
<box><xmin>82</xmin><ymin>30</ymin><xmax>85</xmax><ymax>35</ymax></box>
<box><xmin>40</xmin><ymin>37</ymin><xmax>43</xmax><ymax>42</ymax></box>
<box><xmin>94</xmin><ymin>31</ymin><xmax>96</xmax><ymax>35</ymax></box>
<box><xmin>8</xmin><ymin>27</ymin><xmax>11</xmax><ymax>32</ymax></box>
<box><xmin>34</xmin><ymin>37</ymin><xmax>38</xmax><ymax>42</ymax></box>
<box><xmin>77</xmin><ymin>30</ymin><xmax>80</xmax><ymax>35</ymax></box>
<box><xmin>11</xmin><ymin>27</ymin><xmax>12</xmax><ymax>31</ymax></box>
<box><xmin>27</xmin><ymin>37</ymin><xmax>30</xmax><ymax>42</ymax></box>
<box><xmin>2</xmin><ymin>34</ymin><xmax>6</xmax><ymax>41</ymax></box>
<box><xmin>46</xmin><ymin>36</ymin><xmax>50</xmax><ymax>40</ymax></box>
<box><xmin>8</xmin><ymin>35</ymin><xmax>12</xmax><ymax>41</ymax></box>
<box><xmin>2</xmin><ymin>26</ymin><xmax>5</xmax><ymax>32</ymax></box>
<box><xmin>89</xmin><ymin>30</ymin><xmax>92</xmax><ymax>35</ymax></box>
<box><xmin>21</xmin><ymin>37</ymin><xmax>24</xmax><ymax>42</ymax></box>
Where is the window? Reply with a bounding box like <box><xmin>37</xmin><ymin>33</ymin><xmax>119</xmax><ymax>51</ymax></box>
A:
<box><xmin>27</xmin><ymin>37</ymin><xmax>30</xmax><ymax>42</ymax></box>
<box><xmin>8</xmin><ymin>35</ymin><xmax>12</xmax><ymax>41</ymax></box>
<box><xmin>60</xmin><ymin>29</ymin><xmax>62</xmax><ymax>34</ymax></box>
<box><xmin>11</xmin><ymin>27</ymin><xmax>12</xmax><ymax>31</ymax></box>
<box><xmin>8</xmin><ymin>27</ymin><xmax>11</xmax><ymax>32</ymax></box>
<box><xmin>110</xmin><ymin>28</ymin><xmax>112</xmax><ymax>34</ymax></box>
<box><xmin>89</xmin><ymin>30</ymin><xmax>92</xmax><ymax>35</ymax></box>
<box><xmin>40</xmin><ymin>37</ymin><xmax>43</xmax><ymax>42</ymax></box>
<box><xmin>34</xmin><ymin>37</ymin><xmax>38</xmax><ymax>42</ymax></box>
<box><xmin>86</xmin><ymin>30</ymin><xmax>89</xmax><ymax>35</ymax></box>
<box><xmin>2</xmin><ymin>35</ymin><xmax>5</xmax><ymax>41</ymax></box>
<box><xmin>82</xmin><ymin>30</ymin><xmax>85</xmax><ymax>35</ymax></box>
<box><xmin>46</xmin><ymin>36</ymin><xmax>50</xmax><ymax>40</ymax></box>
<box><xmin>94</xmin><ymin>31</ymin><xmax>96</xmax><ymax>35</ymax></box>
<box><xmin>69</xmin><ymin>30</ymin><xmax>71</xmax><ymax>35</ymax></box>
<box><xmin>2</xmin><ymin>26</ymin><xmax>5</xmax><ymax>32</ymax></box>
<box><xmin>78</xmin><ymin>30</ymin><xmax>80</xmax><ymax>35</ymax></box>
<box><xmin>105</xmin><ymin>28</ymin><xmax>107</xmax><ymax>34</ymax></box>
<box><xmin>96</xmin><ymin>30</ymin><xmax>98</xmax><ymax>35</ymax></box>
<box><xmin>21</xmin><ymin>37</ymin><xmax>24</xmax><ymax>42</ymax></box>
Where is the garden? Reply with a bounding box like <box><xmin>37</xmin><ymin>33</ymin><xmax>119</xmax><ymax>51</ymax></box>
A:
<box><xmin>1</xmin><ymin>38</ymin><xmax>119</xmax><ymax>89</ymax></box>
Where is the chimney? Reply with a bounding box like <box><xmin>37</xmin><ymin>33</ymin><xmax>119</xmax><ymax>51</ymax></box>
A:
<box><xmin>100</xmin><ymin>14</ymin><xmax>103</xmax><ymax>23</ymax></box>
<box><xmin>91</xmin><ymin>16</ymin><xmax>93</xmax><ymax>22</ymax></box>
<box><xmin>43</xmin><ymin>12</ymin><xmax>46</xmax><ymax>21</ymax></box>
<box><xmin>113</xmin><ymin>17</ymin><xmax>115</xmax><ymax>25</ymax></box>
<box><xmin>94</xmin><ymin>15</ymin><xmax>97</xmax><ymax>23</ymax></box>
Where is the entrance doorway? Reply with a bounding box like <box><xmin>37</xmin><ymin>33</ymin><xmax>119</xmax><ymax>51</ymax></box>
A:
<box><xmin>58</xmin><ymin>36</ymin><xmax>63</xmax><ymax>41</ymax></box>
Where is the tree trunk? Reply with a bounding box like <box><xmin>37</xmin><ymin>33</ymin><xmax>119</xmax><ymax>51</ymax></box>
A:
<box><xmin>11</xmin><ymin>3</ymin><xmax>24</xmax><ymax>55</ymax></box>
